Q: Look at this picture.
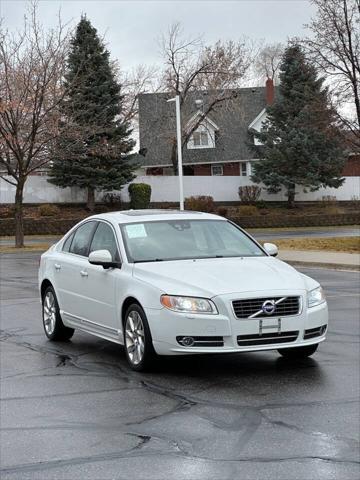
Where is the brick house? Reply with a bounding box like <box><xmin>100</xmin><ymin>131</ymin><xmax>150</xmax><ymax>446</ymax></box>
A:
<box><xmin>137</xmin><ymin>79</ymin><xmax>359</xmax><ymax>177</ymax></box>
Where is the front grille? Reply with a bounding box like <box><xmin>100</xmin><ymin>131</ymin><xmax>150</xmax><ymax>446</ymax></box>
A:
<box><xmin>232</xmin><ymin>296</ymin><xmax>300</xmax><ymax>319</ymax></box>
<box><xmin>304</xmin><ymin>325</ymin><xmax>327</xmax><ymax>340</ymax></box>
<box><xmin>237</xmin><ymin>330</ymin><xmax>299</xmax><ymax>346</ymax></box>
<box><xmin>176</xmin><ymin>336</ymin><xmax>224</xmax><ymax>347</ymax></box>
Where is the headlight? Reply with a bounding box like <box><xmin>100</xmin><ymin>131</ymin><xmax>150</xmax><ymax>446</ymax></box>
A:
<box><xmin>160</xmin><ymin>295</ymin><xmax>218</xmax><ymax>314</ymax></box>
<box><xmin>307</xmin><ymin>286</ymin><xmax>326</xmax><ymax>308</ymax></box>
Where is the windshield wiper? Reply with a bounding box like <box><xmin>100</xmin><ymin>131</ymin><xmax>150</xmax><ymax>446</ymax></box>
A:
<box><xmin>133</xmin><ymin>258</ymin><xmax>164</xmax><ymax>263</ymax></box>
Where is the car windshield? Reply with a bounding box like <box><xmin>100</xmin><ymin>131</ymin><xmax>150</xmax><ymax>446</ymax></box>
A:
<box><xmin>120</xmin><ymin>219</ymin><xmax>265</xmax><ymax>263</ymax></box>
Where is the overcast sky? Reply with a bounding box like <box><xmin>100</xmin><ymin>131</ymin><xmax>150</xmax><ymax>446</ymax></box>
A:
<box><xmin>2</xmin><ymin>0</ymin><xmax>315</xmax><ymax>71</ymax></box>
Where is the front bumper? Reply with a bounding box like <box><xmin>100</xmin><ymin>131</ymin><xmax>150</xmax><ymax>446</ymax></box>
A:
<box><xmin>146</xmin><ymin>290</ymin><xmax>328</xmax><ymax>356</ymax></box>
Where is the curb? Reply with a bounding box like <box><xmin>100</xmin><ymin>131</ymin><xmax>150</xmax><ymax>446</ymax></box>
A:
<box><xmin>284</xmin><ymin>260</ymin><xmax>360</xmax><ymax>272</ymax></box>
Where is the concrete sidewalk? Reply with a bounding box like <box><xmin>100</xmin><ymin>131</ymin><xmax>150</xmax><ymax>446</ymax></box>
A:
<box><xmin>280</xmin><ymin>250</ymin><xmax>360</xmax><ymax>271</ymax></box>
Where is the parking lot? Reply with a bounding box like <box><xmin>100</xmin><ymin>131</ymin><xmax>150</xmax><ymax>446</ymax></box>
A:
<box><xmin>0</xmin><ymin>252</ymin><xmax>359</xmax><ymax>479</ymax></box>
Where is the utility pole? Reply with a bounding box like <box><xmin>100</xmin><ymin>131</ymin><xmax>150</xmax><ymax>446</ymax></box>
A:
<box><xmin>167</xmin><ymin>95</ymin><xmax>184</xmax><ymax>210</ymax></box>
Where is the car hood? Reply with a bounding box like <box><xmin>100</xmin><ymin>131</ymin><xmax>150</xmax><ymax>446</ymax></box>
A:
<box><xmin>133</xmin><ymin>256</ymin><xmax>309</xmax><ymax>298</ymax></box>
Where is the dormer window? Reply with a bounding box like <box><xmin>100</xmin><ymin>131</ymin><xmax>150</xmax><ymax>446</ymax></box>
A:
<box><xmin>186</xmin><ymin>112</ymin><xmax>218</xmax><ymax>150</ymax></box>
<box><xmin>193</xmin><ymin>131</ymin><xmax>209</xmax><ymax>147</ymax></box>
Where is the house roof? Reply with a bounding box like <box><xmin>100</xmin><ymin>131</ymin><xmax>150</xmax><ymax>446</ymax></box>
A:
<box><xmin>248</xmin><ymin>108</ymin><xmax>267</xmax><ymax>131</ymax></box>
<box><xmin>185</xmin><ymin>111</ymin><xmax>219</xmax><ymax>133</ymax></box>
<box><xmin>138</xmin><ymin>87</ymin><xmax>270</xmax><ymax>168</ymax></box>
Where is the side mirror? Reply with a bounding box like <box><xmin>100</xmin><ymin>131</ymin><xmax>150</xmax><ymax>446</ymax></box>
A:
<box><xmin>263</xmin><ymin>242</ymin><xmax>278</xmax><ymax>257</ymax></box>
<box><xmin>88</xmin><ymin>250</ymin><xmax>120</xmax><ymax>269</ymax></box>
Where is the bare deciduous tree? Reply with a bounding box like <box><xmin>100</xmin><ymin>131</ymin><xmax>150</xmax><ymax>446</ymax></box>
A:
<box><xmin>160</xmin><ymin>22</ymin><xmax>254</xmax><ymax>172</ymax></box>
<box><xmin>254</xmin><ymin>41</ymin><xmax>284</xmax><ymax>85</ymax></box>
<box><xmin>120</xmin><ymin>64</ymin><xmax>159</xmax><ymax>126</ymax></box>
<box><xmin>301</xmin><ymin>0</ymin><xmax>360</xmax><ymax>149</ymax></box>
<box><xmin>0</xmin><ymin>3</ymin><xmax>70</xmax><ymax>247</ymax></box>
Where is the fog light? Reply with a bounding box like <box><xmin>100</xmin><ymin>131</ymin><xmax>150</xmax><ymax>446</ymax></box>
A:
<box><xmin>180</xmin><ymin>336</ymin><xmax>194</xmax><ymax>347</ymax></box>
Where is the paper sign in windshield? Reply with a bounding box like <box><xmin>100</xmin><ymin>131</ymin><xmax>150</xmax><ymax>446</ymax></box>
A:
<box><xmin>126</xmin><ymin>223</ymin><xmax>147</xmax><ymax>239</ymax></box>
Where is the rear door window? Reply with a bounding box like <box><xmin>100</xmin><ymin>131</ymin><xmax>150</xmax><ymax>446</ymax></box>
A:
<box><xmin>62</xmin><ymin>232</ymin><xmax>74</xmax><ymax>252</ymax></box>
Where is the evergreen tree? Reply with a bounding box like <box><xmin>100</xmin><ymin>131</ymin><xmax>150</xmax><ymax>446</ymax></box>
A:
<box><xmin>48</xmin><ymin>16</ymin><xmax>136</xmax><ymax>210</ymax></box>
<box><xmin>251</xmin><ymin>44</ymin><xmax>345</xmax><ymax>208</ymax></box>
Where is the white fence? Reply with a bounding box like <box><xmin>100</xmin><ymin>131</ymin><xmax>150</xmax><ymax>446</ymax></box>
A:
<box><xmin>1</xmin><ymin>175</ymin><xmax>359</xmax><ymax>204</ymax></box>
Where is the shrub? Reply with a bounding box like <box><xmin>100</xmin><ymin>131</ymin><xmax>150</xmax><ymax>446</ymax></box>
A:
<box><xmin>38</xmin><ymin>204</ymin><xmax>60</xmax><ymax>217</ymax></box>
<box><xmin>238</xmin><ymin>205</ymin><xmax>259</xmax><ymax>216</ymax></box>
<box><xmin>238</xmin><ymin>185</ymin><xmax>261</xmax><ymax>204</ymax></box>
<box><xmin>321</xmin><ymin>195</ymin><xmax>337</xmax><ymax>205</ymax></box>
<box><xmin>320</xmin><ymin>195</ymin><xmax>343</xmax><ymax>214</ymax></box>
<box><xmin>323</xmin><ymin>205</ymin><xmax>344</xmax><ymax>215</ymax></box>
<box><xmin>217</xmin><ymin>207</ymin><xmax>228</xmax><ymax>217</ymax></box>
<box><xmin>128</xmin><ymin>183</ymin><xmax>152</xmax><ymax>209</ymax></box>
<box><xmin>102</xmin><ymin>192</ymin><xmax>122</xmax><ymax>208</ymax></box>
<box><xmin>256</xmin><ymin>200</ymin><xmax>268</xmax><ymax>209</ymax></box>
<box><xmin>349</xmin><ymin>195</ymin><xmax>360</xmax><ymax>210</ymax></box>
<box><xmin>184</xmin><ymin>196</ymin><xmax>215</xmax><ymax>213</ymax></box>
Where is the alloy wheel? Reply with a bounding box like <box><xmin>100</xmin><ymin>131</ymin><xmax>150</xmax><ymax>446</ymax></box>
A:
<box><xmin>43</xmin><ymin>291</ymin><xmax>56</xmax><ymax>335</ymax></box>
<box><xmin>125</xmin><ymin>310</ymin><xmax>145</xmax><ymax>366</ymax></box>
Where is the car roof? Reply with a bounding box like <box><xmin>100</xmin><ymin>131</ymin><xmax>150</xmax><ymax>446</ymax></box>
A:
<box><xmin>88</xmin><ymin>209</ymin><xmax>224</xmax><ymax>224</ymax></box>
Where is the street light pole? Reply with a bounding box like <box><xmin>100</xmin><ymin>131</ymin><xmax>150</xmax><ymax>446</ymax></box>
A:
<box><xmin>167</xmin><ymin>95</ymin><xmax>184</xmax><ymax>210</ymax></box>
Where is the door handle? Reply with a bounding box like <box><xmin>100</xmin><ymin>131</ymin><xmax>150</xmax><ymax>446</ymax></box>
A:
<box><xmin>54</xmin><ymin>264</ymin><xmax>61</xmax><ymax>271</ymax></box>
<box><xmin>80</xmin><ymin>270</ymin><xmax>88</xmax><ymax>277</ymax></box>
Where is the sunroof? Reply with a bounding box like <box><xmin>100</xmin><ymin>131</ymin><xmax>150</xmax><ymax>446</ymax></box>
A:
<box><xmin>121</xmin><ymin>209</ymin><xmax>202</xmax><ymax>216</ymax></box>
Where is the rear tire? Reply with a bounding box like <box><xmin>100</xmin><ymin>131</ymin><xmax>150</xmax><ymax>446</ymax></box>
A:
<box><xmin>278</xmin><ymin>343</ymin><xmax>318</xmax><ymax>359</ymax></box>
<box><xmin>42</xmin><ymin>286</ymin><xmax>74</xmax><ymax>341</ymax></box>
<box><xmin>123</xmin><ymin>303</ymin><xmax>157</xmax><ymax>372</ymax></box>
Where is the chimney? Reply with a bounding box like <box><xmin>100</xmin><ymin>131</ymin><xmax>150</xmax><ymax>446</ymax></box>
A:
<box><xmin>266</xmin><ymin>78</ymin><xmax>274</xmax><ymax>105</ymax></box>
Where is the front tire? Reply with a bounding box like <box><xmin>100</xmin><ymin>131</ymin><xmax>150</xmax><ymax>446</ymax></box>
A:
<box><xmin>124</xmin><ymin>303</ymin><xmax>156</xmax><ymax>371</ymax></box>
<box><xmin>42</xmin><ymin>286</ymin><xmax>74</xmax><ymax>341</ymax></box>
<box><xmin>278</xmin><ymin>343</ymin><xmax>318</xmax><ymax>359</ymax></box>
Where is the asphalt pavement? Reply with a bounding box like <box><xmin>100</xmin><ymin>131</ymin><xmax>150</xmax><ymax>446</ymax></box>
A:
<box><xmin>0</xmin><ymin>253</ymin><xmax>359</xmax><ymax>480</ymax></box>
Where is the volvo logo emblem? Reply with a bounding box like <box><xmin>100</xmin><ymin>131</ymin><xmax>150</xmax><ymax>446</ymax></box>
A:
<box><xmin>262</xmin><ymin>300</ymin><xmax>276</xmax><ymax>315</ymax></box>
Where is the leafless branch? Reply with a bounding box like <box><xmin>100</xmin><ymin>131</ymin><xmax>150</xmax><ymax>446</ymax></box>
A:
<box><xmin>0</xmin><ymin>1</ymin><xmax>71</xmax><ymax>246</ymax></box>
<box><xmin>158</xmin><ymin>22</ymin><xmax>255</xmax><ymax>171</ymax></box>
<box><xmin>300</xmin><ymin>0</ymin><xmax>360</xmax><ymax>150</ymax></box>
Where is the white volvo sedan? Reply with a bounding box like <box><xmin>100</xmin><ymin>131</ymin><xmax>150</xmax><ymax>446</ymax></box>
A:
<box><xmin>39</xmin><ymin>210</ymin><xmax>328</xmax><ymax>370</ymax></box>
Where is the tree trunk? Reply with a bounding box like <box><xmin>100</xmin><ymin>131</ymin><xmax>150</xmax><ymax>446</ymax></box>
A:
<box><xmin>14</xmin><ymin>177</ymin><xmax>25</xmax><ymax>248</ymax></box>
<box><xmin>287</xmin><ymin>183</ymin><xmax>296</xmax><ymax>209</ymax></box>
<box><xmin>87</xmin><ymin>187</ymin><xmax>95</xmax><ymax>211</ymax></box>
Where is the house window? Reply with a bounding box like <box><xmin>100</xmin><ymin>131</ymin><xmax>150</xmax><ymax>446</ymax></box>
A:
<box><xmin>240</xmin><ymin>162</ymin><xmax>247</xmax><ymax>176</ymax></box>
<box><xmin>187</xmin><ymin>123</ymin><xmax>216</xmax><ymax>150</ymax></box>
<box><xmin>248</xmin><ymin>162</ymin><xmax>256</xmax><ymax>176</ymax></box>
<box><xmin>211</xmin><ymin>164</ymin><xmax>223</xmax><ymax>176</ymax></box>
<box><xmin>193</xmin><ymin>131</ymin><xmax>209</xmax><ymax>147</ymax></box>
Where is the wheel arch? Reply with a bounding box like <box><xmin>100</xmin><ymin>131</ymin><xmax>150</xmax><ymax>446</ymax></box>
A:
<box><xmin>40</xmin><ymin>279</ymin><xmax>53</xmax><ymax>300</ymax></box>
<box><xmin>121</xmin><ymin>296</ymin><xmax>142</xmax><ymax>327</ymax></box>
